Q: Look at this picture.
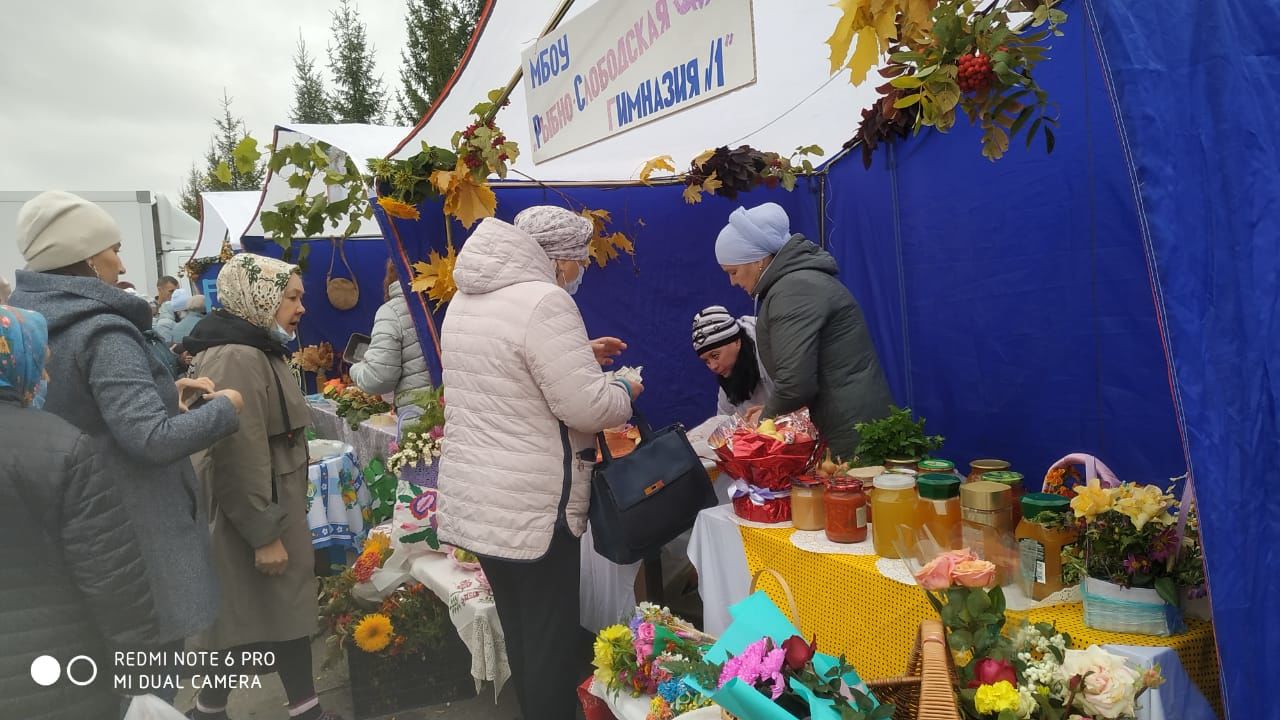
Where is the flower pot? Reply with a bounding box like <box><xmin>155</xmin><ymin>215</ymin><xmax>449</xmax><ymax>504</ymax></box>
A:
<box><xmin>346</xmin><ymin>633</ymin><xmax>476</xmax><ymax>719</ymax></box>
<box><xmin>1081</xmin><ymin>576</ymin><xmax>1186</xmax><ymax>636</ymax></box>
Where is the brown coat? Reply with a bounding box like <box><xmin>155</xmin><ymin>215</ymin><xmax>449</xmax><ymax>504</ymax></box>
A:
<box><xmin>190</xmin><ymin>343</ymin><xmax>315</xmax><ymax>650</ymax></box>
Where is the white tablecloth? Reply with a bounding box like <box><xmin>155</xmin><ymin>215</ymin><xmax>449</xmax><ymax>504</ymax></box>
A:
<box><xmin>689</xmin><ymin>505</ymin><xmax>1218</xmax><ymax>720</ymax></box>
<box><xmin>305</xmin><ymin>443</ymin><xmax>372</xmax><ymax>549</ymax></box>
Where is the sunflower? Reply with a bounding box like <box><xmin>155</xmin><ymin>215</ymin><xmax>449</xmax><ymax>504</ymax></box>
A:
<box><xmin>353</xmin><ymin>613</ymin><xmax>394</xmax><ymax>653</ymax></box>
<box><xmin>363</xmin><ymin>531</ymin><xmax>391</xmax><ymax>557</ymax></box>
<box><xmin>378</xmin><ymin>196</ymin><xmax>422</xmax><ymax>221</ymax></box>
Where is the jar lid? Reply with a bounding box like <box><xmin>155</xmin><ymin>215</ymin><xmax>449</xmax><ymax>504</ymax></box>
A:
<box><xmin>959</xmin><ymin>480</ymin><xmax>1011</xmax><ymax>510</ymax></box>
<box><xmin>1020</xmin><ymin>492</ymin><xmax>1071</xmax><ymax>519</ymax></box>
<box><xmin>918</xmin><ymin>473</ymin><xmax>961</xmax><ymax>499</ymax></box>
<box><xmin>969</xmin><ymin>458</ymin><xmax>1011</xmax><ymax>472</ymax></box>
<box><xmin>847</xmin><ymin>465</ymin><xmax>885</xmax><ymax>479</ymax></box>
<box><xmin>918</xmin><ymin>458</ymin><xmax>955</xmax><ymax>472</ymax></box>
<box><xmin>792</xmin><ymin>475</ymin><xmax>824</xmax><ymax>488</ymax></box>
<box><xmin>828</xmin><ymin>476</ymin><xmax>863</xmax><ymax>492</ymax></box>
<box><xmin>886</xmin><ymin>456</ymin><xmax>921</xmax><ymax>466</ymax></box>
<box><xmin>982</xmin><ymin>470</ymin><xmax>1024</xmax><ymax>486</ymax></box>
<box><xmin>873</xmin><ymin>473</ymin><xmax>917</xmax><ymax>491</ymax></box>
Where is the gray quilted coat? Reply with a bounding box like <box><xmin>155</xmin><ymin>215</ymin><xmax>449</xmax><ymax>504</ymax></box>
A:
<box><xmin>10</xmin><ymin>271</ymin><xmax>240</xmax><ymax>643</ymax></box>
<box><xmin>0</xmin><ymin>393</ymin><xmax>156</xmax><ymax>720</ymax></box>
<box><xmin>350</xmin><ymin>281</ymin><xmax>433</xmax><ymax>404</ymax></box>
<box><xmin>755</xmin><ymin>235</ymin><xmax>894</xmax><ymax>459</ymax></box>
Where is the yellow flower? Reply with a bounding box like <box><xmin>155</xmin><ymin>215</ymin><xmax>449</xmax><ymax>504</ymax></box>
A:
<box><xmin>378</xmin><ymin>196</ymin><xmax>421</xmax><ymax>221</ymax></box>
<box><xmin>974</xmin><ymin>680</ymin><xmax>1021</xmax><ymax>715</ymax></box>
<box><xmin>363</xmin><ymin>531</ymin><xmax>390</xmax><ymax>557</ymax></box>
<box><xmin>353</xmin><ymin>613</ymin><xmax>394</xmax><ymax>653</ymax></box>
<box><xmin>1112</xmin><ymin>484</ymin><xmax>1172</xmax><ymax>531</ymax></box>
<box><xmin>599</xmin><ymin>623</ymin><xmax>633</xmax><ymax>646</ymax></box>
<box><xmin>1070</xmin><ymin>479</ymin><xmax>1114</xmax><ymax>521</ymax></box>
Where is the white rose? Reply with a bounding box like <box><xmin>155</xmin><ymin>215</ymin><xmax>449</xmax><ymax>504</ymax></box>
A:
<box><xmin>1017</xmin><ymin>685</ymin><xmax>1037</xmax><ymax>719</ymax></box>
<box><xmin>1060</xmin><ymin>646</ymin><xmax>1141</xmax><ymax>719</ymax></box>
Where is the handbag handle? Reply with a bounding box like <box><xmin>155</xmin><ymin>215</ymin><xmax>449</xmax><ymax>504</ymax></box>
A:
<box><xmin>327</xmin><ymin>237</ymin><xmax>356</xmax><ymax>281</ymax></box>
<box><xmin>595</xmin><ymin>404</ymin><xmax>653</xmax><ymax>465</ymax></box>
<box><xmin>1046</xmin><ymin>452</ymin><xmax>1121</xmax><ymax>488</ymax></box>
<box><xmin>750</xmin><ymin>568</ymin><xmax>801</xmax><ymax>629</ymax></box>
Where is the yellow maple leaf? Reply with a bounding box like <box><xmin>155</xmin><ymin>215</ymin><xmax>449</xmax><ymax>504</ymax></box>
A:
<box><xmin>682</xmin><ymin>184</ymin><xmax>705</xmax><ymax>204</ymax></box>
<box><xmin>410</xmin><ymin>242</ymin><xmax>459</xmax><ymax>304</ymax></box>
<box><xmin>638</xmin><ymin>155</ymin><xmax>676</xmax><ymax>184</ymax></box>
<box><xmin>846</xmin><ymin>26</ymin><xmax>881</xmax><ymax>85</ymax></box>
<box><xmin>904</xmin><ymin>0</ymin><xmax>933</xmax><ymax>33</ymax></box>
<box><xmin>825</xmin><ymin>0</ymin><xmax>866</xmax><ymax>75</ymax></box>
<box><xmin>701</xmin><ymin>171</ymin><xmax>724</xmax><ymax>195</ymax></box>
<box><xmin>581</xmin><ymin>209</ymin><xmax>635</xmax><ymax>268</ymax></box>
<box><xmin>692</xmin><ymin>148</ymin><xmax>716</xmax><ymax>170</ymax></box>
<box><xmin>433</xmin><ymin>161</ymin><xmax>496</xmax><ymax>228</ymax></box>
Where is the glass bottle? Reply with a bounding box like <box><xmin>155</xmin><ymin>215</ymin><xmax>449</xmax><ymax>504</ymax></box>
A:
<box><xmin>967</xmin><ymin>458</ymin><xmax>1010</xmax><ymax>484</ymax></box>
<box><xmin>917</xmin><ymin>473</ymin><xmax>962</xmax><ymax>550</ymax></box>
<box><xmin>1015</xmin><ymin>493</ymin><xmax>1079</xmax><ymax>600</ymax></box>
<box><xmin>871</xmin><ymin>474</ymin><xmax>919</xmax><ymax>558</ymax></box>
<box><xmin>959</xmin><ymin>480</ymin><xmax>1015</xmax><ymax>584</ymax></box>
<box><xmin>824</xmin><ymin>478</ymin><xmax>868</xmax><ymax>543</ymax></box>
<box><xmin>983</xmin><ymin>471</ymin><xmax>1025</xmax><ymax>523</ymax></box>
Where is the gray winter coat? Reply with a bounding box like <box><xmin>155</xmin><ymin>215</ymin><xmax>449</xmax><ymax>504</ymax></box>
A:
<box><xmin>0</xmin><ymin>393</ymin><xmax>157</xmax><ymax>720</ymax></box>
<box><xmin>10</xmin><ymin>271</ymin><xmax>240</xmax><ymax>643</ymax></box>
<box><xmin>350</xmin><ymin>282</ymin><xmax>432</xmax><ymax>404</ymax></box>
<box><xmin>754</xmin><ymin>235</ymin><xmax>894</xmax><ymax>459</ymax></box>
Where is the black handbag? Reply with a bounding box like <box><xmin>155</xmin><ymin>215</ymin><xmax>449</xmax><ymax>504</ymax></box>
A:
<box><xmin>587</xmin><ymin>410</ymin><xmax>718</xmax><ymax>564</ymax></box>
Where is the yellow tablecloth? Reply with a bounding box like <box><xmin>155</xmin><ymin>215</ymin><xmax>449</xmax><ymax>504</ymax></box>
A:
<box><xmin>738</xmin><ymin>524</ymin><xmax>1222</xmax><ymax>716</ymax></box>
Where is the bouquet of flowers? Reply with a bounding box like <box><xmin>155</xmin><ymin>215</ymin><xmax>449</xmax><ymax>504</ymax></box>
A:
<box><xmin>912</xmin><ymin>548</ymin><xmax>1165</xmax><ymax>719</ymax></box>
<box><xmin>386</xmin><ymin>421</ymin><xmax>444</xmax><ymax>475</ymax></box>
<box><xmin>591</xmin><ymin>604</ymin><xmax>717</xmax><ymax>719</ymax></box>
<box><xmin>318</xmin><ymin>532</ymin><xmax>450</xmax><ymax>665</ymax></box>
<box><xmin>711</xmin><ymin>409</ymin><xmax>822</xmax><ymax>523</ymax></box>
<box><xmin>334</xmin><ymin>386</ymin><xmax>392</xmax><ymax>429</ymax></box>
<box><xmin>1060</xmin><ymin>481</ymin><xmax>1205</xmax><ymax>608</ymax></box>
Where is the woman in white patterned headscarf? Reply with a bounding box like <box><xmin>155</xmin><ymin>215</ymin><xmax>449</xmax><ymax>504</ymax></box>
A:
<box><xmin>185</xmin><ymin>254</ymin><xmax>345</xmax><ymax>720</ymax></box>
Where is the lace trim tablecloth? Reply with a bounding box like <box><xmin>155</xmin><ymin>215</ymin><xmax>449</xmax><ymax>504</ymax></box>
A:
<box><xmin>790</xmin><ymin>529</ymin><xmax>878</xmax><ymax>555</ymax></box>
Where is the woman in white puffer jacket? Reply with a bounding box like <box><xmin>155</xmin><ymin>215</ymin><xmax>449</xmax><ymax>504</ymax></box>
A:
<box><xmin>438</xmin><ymin>206</ymin><xmax>642</xmax><ymax>720</ymax></box>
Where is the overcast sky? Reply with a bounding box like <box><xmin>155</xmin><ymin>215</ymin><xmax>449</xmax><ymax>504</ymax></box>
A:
<box><xmin>0</xmin><ymin>0</ymin><xmax>410</xmax><ymax>208</ymax></box>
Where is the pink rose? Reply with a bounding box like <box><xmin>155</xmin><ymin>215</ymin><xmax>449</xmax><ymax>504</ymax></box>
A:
<box><xmin>914</xmin><ymin>554</ymin><xmax>959</xmax><ymax>591</ymax></box>
<box><xmin>969</xmin><ymin>658</ymin><xmax>1017</xmax><ymax>688</ymax></box>
<box><xmin>951</xmin><ymin>559</ymin><xmax>998</xmax><ymax>588</ymax></box>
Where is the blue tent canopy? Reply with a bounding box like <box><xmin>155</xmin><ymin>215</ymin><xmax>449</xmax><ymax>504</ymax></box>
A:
<box><xmin>306</xmin><ymin>0</ymin><xmax>1274</xmax><ymax>715</ymax></box>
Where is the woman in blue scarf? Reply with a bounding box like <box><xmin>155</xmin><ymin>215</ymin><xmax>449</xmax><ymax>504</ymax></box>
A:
<box><xmin>0</xmin><ymin>305</ymin><xmax>157</xmax><ymax>720</ymax></box>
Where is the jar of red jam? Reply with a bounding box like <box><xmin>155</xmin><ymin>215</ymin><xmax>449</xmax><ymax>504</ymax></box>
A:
<box><xmin>825</xmin><ymin>477</ymin><xmax>869</xmax><ymax>544</ymax></box>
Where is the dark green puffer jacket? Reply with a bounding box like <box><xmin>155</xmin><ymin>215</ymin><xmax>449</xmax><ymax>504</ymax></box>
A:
<box><xmin>755</xmin><ymin>235</ymin><xmax>894</xmax><ymax>458</ymax></box>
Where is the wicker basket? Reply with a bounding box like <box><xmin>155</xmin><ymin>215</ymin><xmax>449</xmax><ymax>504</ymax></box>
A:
<box><xmin>721</xmin><ymin>571</ymin><xmax>960</xmax><ymax>720</ymax></box>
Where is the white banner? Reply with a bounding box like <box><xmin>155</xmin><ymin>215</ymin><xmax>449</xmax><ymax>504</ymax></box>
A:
<box><xmin>521</xmin><ymin>0</ymin><xmax>757</xmax><ymax>163</ymax></box>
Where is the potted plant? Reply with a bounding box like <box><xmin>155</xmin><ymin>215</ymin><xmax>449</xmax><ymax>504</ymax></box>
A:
<box><xmin>319</xmin><ymin>534</ymin><xmax>475</xmax><ymax>718</ymax></box>
<box><xmin>1057</xmin><ymin>480</ymin><xmax>1206</xmax><ymax>635</ymax></box>
<box><xmin>852</xmin><ymin>405</ymin><xmax>945</xmax><ymax>466</ymax></box>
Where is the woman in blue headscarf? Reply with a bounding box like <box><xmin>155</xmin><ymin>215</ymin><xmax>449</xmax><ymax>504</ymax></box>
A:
<box><xmin>0</xmin><ymin>306</ymin><xmax>157</xmax><ymax>720</ymax></box>
<box><xmin>715</xmin><ymin>203</ymin><xmax>893</xmax><ymax>458</ymax></box>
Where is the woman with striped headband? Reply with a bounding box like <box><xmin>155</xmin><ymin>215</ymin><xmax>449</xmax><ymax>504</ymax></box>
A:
<box><xmin>692</xmin><ymin>305</ymin><xmax>774</xmax><ymax>418</ymax></box>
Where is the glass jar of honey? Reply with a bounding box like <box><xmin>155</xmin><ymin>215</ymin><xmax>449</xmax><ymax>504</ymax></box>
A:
<box><xmin>967</xmin><ymin>458</ymin><xmax>1010</xmax><ymax>484</ymax></box>
<box><xmin>917</xmin><ymin>458</ymin><xmax>956</xmax><ymax>475</ymax></box>
<box><xmin>917</xmin><ymin>473</ymin><xmax>962</xmax><ymax>550</ymax></box>
<box><xmin>1016</xmin><ymin>493</ymin><xmax>1078</xmax><ymax>600</ymax></box>
<box><xmin>959</xmin><ymin>480</ymin><xmax>1015</xmax><ymax>584</ymax></box>
<box><xmin>871</xmin><ymin>474</ymin><xmax>918</xmax><ymax>558</ymax></box>
<box><xmin>791</xmin><ymin>477</ymin><xmax>827</xmax><ymax>531</ymax></box>
<box><xmin>824</xmin><ymin>478</ymin><xmax>867</xmax><ymax>543</ymax></box>
<box><xmin>982</xmin><ymin>471</ymin><xmax>1025</xmax><ymax>523</ymax></box>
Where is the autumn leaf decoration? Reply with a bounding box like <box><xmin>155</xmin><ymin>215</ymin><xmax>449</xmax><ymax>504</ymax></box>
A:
<box><xmin>580</xmin><ymin>209</ymin><xmax>636</xmax><ymax>268</ymax></box>
<box><xmin>410</xmin><ymin>242</ymin><xmax>459</xmax><ymax>305</ymax></box>
<box><xmin>638</xmin><ymin>155</ymin><xmax>676</xmax><ymax>185</ymax></box>
<box><xmin>674</xmin><ymin>145</ymin><xmax>824</xmax><ymax>204</ymax></box>
<box><xmin>430</xmin><ymin>161</ymin><xmax>498</xmax><ymax>229</ymax></box>
<box><xmin>826</xmin><ymin>0</ymin><xmax>936</xmax><ymax>85</ymax></box>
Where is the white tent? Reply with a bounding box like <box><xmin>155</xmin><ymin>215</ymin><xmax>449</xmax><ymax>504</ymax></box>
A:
<box><xmin>388</xmin><ymin>0</ymin><xmax>880</xmax><ymax>183</ymax></box>
<box><xmin>193</xmin><ymin>191</ymin><xmax>263</xmax><ymax>257</ymax></box>
<box><xmin>242</xmin><ymin>124</ymin><xmax>415</xmax><ymax>239</ymax></box>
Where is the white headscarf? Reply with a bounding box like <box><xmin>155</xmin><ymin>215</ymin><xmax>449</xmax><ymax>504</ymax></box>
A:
<box><xmin>714</xmin><ymin>202</ymin><xmax>792</xmax><ymax>265</ymax></box>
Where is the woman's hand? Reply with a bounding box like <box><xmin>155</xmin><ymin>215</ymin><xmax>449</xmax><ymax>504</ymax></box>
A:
<box><xmin>742</xmin><ymin>405</ymin><xmax>764</xmax><ymax>426</ymax></box>
<box><xmin>207</xmin><ymin>388</ymin><xmax>245</xmax><ymax>414</ymax></box>
<box><xmin>254</xmin><ymin>538</ymin><xmax>289</xmax><ymax>576</ymax></box>
<box><xmin>626</xmin><ymin>380</ymin><xmax>645</xmax><ymax>400</ymax></box>
<box><xmin>590</xmin><ymin>337</ymin><xmax>627</xmax><ymax>367</ymax></box>
<box><xmin>176</xmin><ymin>377</ymin><xmax>215</xmax><ymax>412</ymax></box>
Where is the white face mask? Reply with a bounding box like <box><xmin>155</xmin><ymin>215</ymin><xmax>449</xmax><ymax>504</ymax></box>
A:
<box><xmin>272</xmin><ymin>323</ymin><xmax>297</xmax><ymax>344</ymax></box>
<box><xmin>559</xmin><ymin>263</ymin><xmax>586</xmax><ymax>296</ymax></box>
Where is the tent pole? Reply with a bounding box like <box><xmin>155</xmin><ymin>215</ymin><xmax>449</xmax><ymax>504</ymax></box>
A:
<box><xmin>483</xmin><ymin>0</ymin><xmax>579</xmax><ymax>123</ymax></box>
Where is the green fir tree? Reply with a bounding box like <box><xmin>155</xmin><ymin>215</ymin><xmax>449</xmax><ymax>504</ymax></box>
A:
<box><xmin>395</xmin><ymin>0</ymin><xmax>481</xmax><ymax>125</ymax></box>
<box><xmin>327</xmin><ymin>0</ymin><xmax>388</xmax><ymax>124</ymax></box>
<box><xmin>290</xmin><ymin>34</ymin><xmax>334</xmax><ymax>124</ymax></box>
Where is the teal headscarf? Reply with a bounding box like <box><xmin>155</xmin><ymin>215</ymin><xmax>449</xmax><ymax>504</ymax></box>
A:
<box><xmin>0</xmin><ymin>305</ymin><xmax>49</xmax><ymax>408</ymax></box>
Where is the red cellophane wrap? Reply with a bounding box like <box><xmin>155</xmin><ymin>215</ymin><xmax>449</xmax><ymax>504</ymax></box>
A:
<box><xmin>577</xmin><ymin>677</ymin><xmax>618</xmax><ymax>720</ymax></box>
<box><xmin>732</xmin><ymin>495</ymin><xmax>792</xmax><ymax>523</ymax></box>
<box><xmin>710</xmin><ymin>409</ymin><xmax>823</xmax><ymax>491</ymax></box>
